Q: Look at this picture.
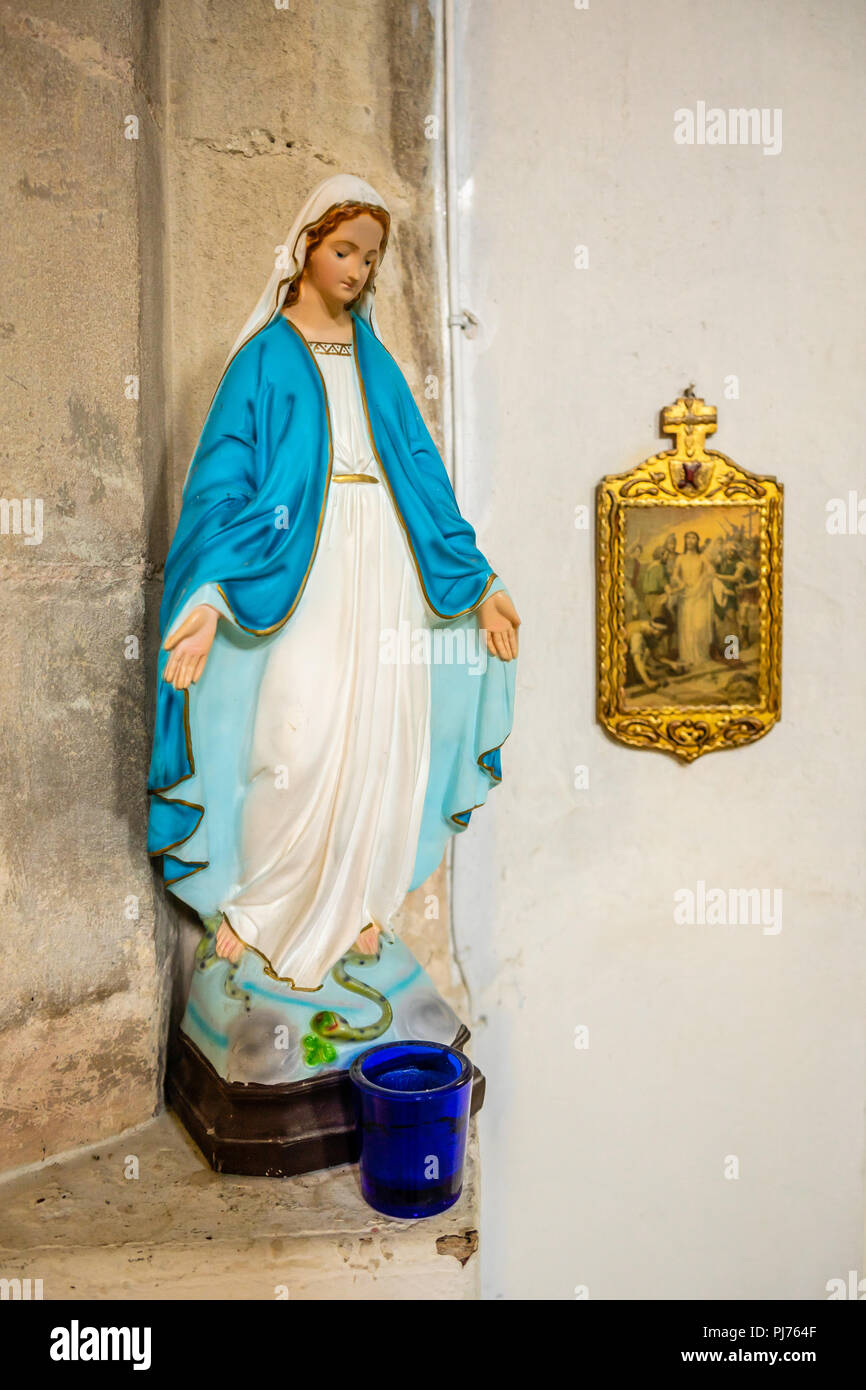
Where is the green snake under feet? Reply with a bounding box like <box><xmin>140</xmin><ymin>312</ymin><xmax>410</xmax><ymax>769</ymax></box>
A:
<box><xmin>195</xmin><ymin>919</ymin><xmax>392</xmax><ymax>1043</ymax></box>
<box><xmin>309</xmin><ymin>948</ymin><xmax>393</xmax><ymax>1043</ymax></box>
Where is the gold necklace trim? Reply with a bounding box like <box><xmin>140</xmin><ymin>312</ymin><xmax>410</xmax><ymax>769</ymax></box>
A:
<box><xmin>309</xmin><ymin>339</ymin><xmax>352</xmax><ymax>355</ymax></box>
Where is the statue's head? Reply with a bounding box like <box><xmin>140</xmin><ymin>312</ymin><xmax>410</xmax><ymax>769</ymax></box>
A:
<box><xmin>285</xmin><ymin>201</ymin><xmax>390</xmax><ymax>316</ymax></box>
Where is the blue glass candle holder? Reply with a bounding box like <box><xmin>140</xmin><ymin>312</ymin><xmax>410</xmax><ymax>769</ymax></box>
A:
<box><xmin>349</xmin><ymin>1040</ymin><xmax>473</xmax><ymax>1219</ymax></box>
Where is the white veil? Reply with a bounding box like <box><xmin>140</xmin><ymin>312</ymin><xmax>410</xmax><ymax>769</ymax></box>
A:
<box><xmin>222</xmin><ymin>173</ymin><xmax>391</xmax><ymax>375</ymax></box>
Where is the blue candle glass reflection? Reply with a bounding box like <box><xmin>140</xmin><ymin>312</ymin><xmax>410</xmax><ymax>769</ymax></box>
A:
<box><xmin>349</xmin><ymin>1040</ymin><xmax>473</xmax><ymax>1218</ymax></box>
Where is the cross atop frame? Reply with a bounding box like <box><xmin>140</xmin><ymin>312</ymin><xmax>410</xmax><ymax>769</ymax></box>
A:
<box><xmin>661</xmin><ymin>392</ymin><xmax>718</xmax><ymax>460</ymax></box>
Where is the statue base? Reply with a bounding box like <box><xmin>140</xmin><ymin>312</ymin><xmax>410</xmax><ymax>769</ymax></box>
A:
<box><xmin>167</xmin><ymin>1028</ymin><xmax>484</xmax><ymax>1178</ymax></box>
<box><xmin>165</xmin><ymin>930</ymin><xmax>485</xmax><ymax>1178</ymax></box>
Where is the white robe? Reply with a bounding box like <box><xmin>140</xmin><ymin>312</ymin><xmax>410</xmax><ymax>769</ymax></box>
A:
<box><xmin>217</xmin><ymin>340</ymin><xmax>433</xmax><ymax>989</ymax></box>
<box><xmin>671</xmin><ymin>550</ymin><xmax>714</xmax><ymax>668</ymax></box>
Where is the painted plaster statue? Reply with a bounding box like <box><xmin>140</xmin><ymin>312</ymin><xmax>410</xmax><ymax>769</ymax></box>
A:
<box><xmin>146</xmin><ymin>175</ymin><xmax>518</xmax><ymax>1113</ymax></box>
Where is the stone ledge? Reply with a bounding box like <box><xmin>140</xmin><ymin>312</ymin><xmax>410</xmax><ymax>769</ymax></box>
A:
<box><xmin>0</xmin><ymin>1108</ymin><xmax>480</xmax><ymax>1300</ymax></box>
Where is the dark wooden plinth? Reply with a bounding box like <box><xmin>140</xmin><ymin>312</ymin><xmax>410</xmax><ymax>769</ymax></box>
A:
<box><xmin>166</xmin><ymin>1030</ymin><xmax>486</xmax><ymax>1178</ymax></box>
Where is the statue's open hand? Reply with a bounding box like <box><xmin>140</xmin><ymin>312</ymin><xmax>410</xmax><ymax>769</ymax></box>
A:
<box><xmin>163</xmin><ymin>605</ymin><xmax>219</xmax><ymax>690</ymax></box>
<box><xmin>477</xmin><ymin>591</ymin><xmax>521</xmax><ymax>661</ymax></box>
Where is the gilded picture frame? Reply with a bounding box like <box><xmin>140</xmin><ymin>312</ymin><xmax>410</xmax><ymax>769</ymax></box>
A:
<box><xmin>596</xmin><ymin>391</ymin><xmax>783</xmax><ymax>761</ymax></box>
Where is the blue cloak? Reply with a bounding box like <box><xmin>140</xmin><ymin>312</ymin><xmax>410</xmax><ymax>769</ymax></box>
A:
<box><xmin>147</xmin><ymin>310</ymin><xmax>515</xmax><ymax>931</ymax></box>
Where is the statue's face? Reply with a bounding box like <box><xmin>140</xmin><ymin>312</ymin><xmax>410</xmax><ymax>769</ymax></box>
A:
<box><xmin>307</xmin><ymin>213</ymin><xmax>384</xmax><ymax>308</ymax></box>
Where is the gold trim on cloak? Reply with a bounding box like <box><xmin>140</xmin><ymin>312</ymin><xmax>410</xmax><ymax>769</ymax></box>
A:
<box><xmin>348</xmin><ymin>315</ymin><xmax>496</xmax><ymax>619</ymax></box>
<box><xmin>213</xmin><ymin>316</ymin><xmax>334</xmax><ymax>634</ymax></box>
<box><xmin>450</xmin><ymin>736</ymin><xmax>511</xmax><ymax>826</ymax></box>
<box><xmin>310</xmin><ymin>340</ymin><xmax>352</xmax><ymax>355</ymax></box>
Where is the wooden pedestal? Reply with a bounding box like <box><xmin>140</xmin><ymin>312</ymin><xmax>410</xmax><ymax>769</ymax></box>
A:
<box><xmin>166</xmin><ymin>1028</ymin><xmax>485</xmax><ymax>1178</ymax></box>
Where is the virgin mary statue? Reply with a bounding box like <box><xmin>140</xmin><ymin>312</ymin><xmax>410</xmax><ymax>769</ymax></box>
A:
<box><xmin>147</xmin><ymin>174</ymin><xmax>519</xmax><ymax>994</ymax></box>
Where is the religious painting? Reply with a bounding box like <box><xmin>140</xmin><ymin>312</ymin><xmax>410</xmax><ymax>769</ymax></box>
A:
<box><xmin>596</xmin><ymin>391</ymin><xmax>783</xmax><ymax>761</ymax></box>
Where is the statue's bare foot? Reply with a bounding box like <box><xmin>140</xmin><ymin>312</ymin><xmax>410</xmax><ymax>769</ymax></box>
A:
<box><xmin>354</xmin><ymin>922</ymin><xmax>380</xmax><ymax>955</ymax></box>
<box><xmin>215</xmin><ymin>917</ymin><xmax>244</xmax><ymax>963</ymax></box>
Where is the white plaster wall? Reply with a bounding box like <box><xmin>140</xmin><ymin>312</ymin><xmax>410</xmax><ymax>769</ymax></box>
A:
<box><xmin>450</xmin><ymin>0</ymin><xmax>866</xmax><ymax>1299</ymax></box>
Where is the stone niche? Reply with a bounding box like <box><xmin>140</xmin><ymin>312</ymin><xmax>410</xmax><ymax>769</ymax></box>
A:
<box><xmin>0</xmin><ymin>0</ymin><xmax>457</xmax><ymax>1175</ymax></box>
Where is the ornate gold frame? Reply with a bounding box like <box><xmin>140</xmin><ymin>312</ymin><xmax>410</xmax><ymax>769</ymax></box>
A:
<box><xmin>596</xmin><ymin>390</ymin><xmax>783</xmax><ymax>761</ymax></box>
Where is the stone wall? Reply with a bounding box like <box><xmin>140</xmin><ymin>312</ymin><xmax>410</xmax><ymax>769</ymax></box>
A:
<box><xmin>0</xmin><ymin>0</ymin><xmax>169</xmax><ymax>1172</ymax></box>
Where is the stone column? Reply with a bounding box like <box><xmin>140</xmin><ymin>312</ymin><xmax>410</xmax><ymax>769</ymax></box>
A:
<box><xmin>0</xmin><ymin>0</ymin><xmax>171</xmax><ymax>1171</ymax></box>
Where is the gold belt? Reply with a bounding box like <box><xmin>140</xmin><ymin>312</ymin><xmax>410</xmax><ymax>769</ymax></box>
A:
<box><xmin>332</xmin><ymin>472</ymin><xmax>379</xmax><ymax>484</ymax></box>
